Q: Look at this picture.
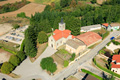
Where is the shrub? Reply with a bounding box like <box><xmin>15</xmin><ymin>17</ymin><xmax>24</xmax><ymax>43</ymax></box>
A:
<box><xmin>40</xmin><ymin>57</ymin><xmax>57</xmax><ymax>73</ymax></box>
<box><xmin>13</xmin><ymin>24</ymin><xmax>20</xmax><ymax>29</ymax></box>
<box><xmin>16</xmin><ymin>51</ymin><xmax>26</xmax><ymax>61</ymax></box>
<box><xmin>1</xmin><ymin>62</ymin><xmax>14</xmax><ymax>74</ymax></box>
<box><xmin>102</xmin><ymin>31</ymin><xmax>110</xmax><ymax>39</ymax></box>
<box><xmin>99</xmin><ymin>50</ymin><xmax>105</xmax><ymax>54</ymax></box>
<box><xmin>64</xmin><ymin>60</ymin><xmax>69</xmax><ymax>67</ymax></box>
<box><xmin>107</xmin><ymin>41</ymin><xmax>111</xmax><ymax>46</ymax></box>
<box><xmin>20</xmin><ymin>40</ymin><xmax>25</xmax><ymax>51</ymax></box>
<box><xmin>9</xmin><ymin>55</ymin><xmax>21</xmax><ymax>66</ymax></box>
<box><xmin>17</xmin><ymin>12</ymin><xmax>27</xmax><ymax>18</ymax></box>
<box><xmin>70</xmin><ymin>53</ymin><xmax>76</xmax><ymax>61</ymax></box>
<box><xmin>112</xmin><ymin>40</ymin><xmax>120</xmax><ymax>45</ymax></box>
<box><xmin>37</xmin><ymin>31</ymin><xmax>48</xmax><ymax>44</ymax></box>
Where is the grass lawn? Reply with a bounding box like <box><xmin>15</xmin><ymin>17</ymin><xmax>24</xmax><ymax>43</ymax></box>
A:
<box><xmin>88</xmin><ymin>41</ymin><xmax>101</xmax><ymax>49</ymax></box>
<box><xmin>81</xmin><ymin>69</ymin><xmax>103</xmax><ymax>80</ymax></box>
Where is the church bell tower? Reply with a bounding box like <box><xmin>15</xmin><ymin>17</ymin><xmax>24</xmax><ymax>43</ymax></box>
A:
<box><xmin>59</xmin><ymin>18</ymin><xmax>65</xmax><ymax>31</ymax></box>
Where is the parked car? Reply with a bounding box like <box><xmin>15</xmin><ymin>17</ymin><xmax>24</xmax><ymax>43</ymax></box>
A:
<box><xmin>110</xmin><ymin>37</ymin><xmax>115</xmax><ymax>40</ymax></box>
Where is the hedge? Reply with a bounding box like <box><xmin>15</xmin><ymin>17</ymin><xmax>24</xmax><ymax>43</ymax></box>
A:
<box><xmin>93</xmin><ymin>58</ymin><xmax>120</xmax><ymax>78</ymax></box>
<box><xmin>2</xmin><ymin>47</ymin><xmax>17</xmax><ymax>55</ymax></box>
<box><xmin>81</xmin><ymin>69</ymin><xmax>103</xmax><ymax>80</ymax></box>
<box><xmin>20</xmin><ymin>39</ymin><xmax>25</xmax><ymax>51</ymax></box>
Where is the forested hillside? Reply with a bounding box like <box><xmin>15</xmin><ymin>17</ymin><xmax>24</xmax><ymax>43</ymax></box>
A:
<box><xmin>25</xmin><ymin>0</ymin><xmax>120</xmax><ymax>57</ymax></box>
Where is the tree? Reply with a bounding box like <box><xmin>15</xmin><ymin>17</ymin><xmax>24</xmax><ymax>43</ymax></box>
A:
<box><xmin>40</xmin><ymin>57</ymin><xmax>57</xmax><ymax>73</ymax></box>
<box><xmin>13</xmin><ymin>24</ymin><xmax>20</xmax><ymax>29</ymax></box>
<box><xmin>16</xmin><ymin>51</ymin><xmax>26</xmax><ymax>61</ymax></box>
<box><xmin>9</xmin><ymin>55</ymin><xmax>20</xmax><ymax>66</ymax></box>
<box><xmin>70</xmin><ymin>53</ymin><xmax>76</xmax><ymax>61</ymax></box>
<box><xmin>1</xmin><ymin>62</ymin><xmax>14</xmax><ymax>74</ymax></box>
<box><xmin>60</xmin><ymin>0</ymin><xmax>71</xmax><ymax>8</ymax></box>
<box><xmin>91</xmin><ymin>0</ymin><xmax>96</xmax><ymax>4</ymax></box>
<box><xmin>64</xmin><ymin>60</ymin><xmax>69</xmax><ymax>67</ymax></box>
<box><xmin>37</xmin><ymin>31</ymin><xmax>48</xmax><ymax>44</ymax></box>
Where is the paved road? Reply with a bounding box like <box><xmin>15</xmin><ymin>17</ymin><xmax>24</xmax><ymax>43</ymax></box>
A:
<box><xmin>53</xmin><ymin>31</ymin><xmax>120</xmax><ymax>80</ymax></box>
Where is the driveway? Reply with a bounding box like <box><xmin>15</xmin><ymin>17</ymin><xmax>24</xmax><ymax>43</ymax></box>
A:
<box><xmin>9</xmin><ymin>46</ymin><xmax>57</xmax><ymax>80</ymax></box>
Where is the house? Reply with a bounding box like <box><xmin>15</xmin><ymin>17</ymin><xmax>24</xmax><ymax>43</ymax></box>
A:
<box><xmin>111</xmin><ymin>55</ymin><xmax>120</xmax><ymax>74</ymax></box>
<box><xmin>110</xmin><ymin>23</ymin><xmax>120</xmax><ymax>31</ymax></box>
<box><xmin>76</xmin><ymin>32</ymin><xmax>102</xmax><ymax>47</ymax></box>
<box><xmin>81</xmin><ymin>24</ymin><xmax>101</xmax><ymax>32</ymax></box>
<box><xmin>66</xmin><ymin>39</ymin><xmax>86</xmax><ymax>55</ymax></box>
<box><xmin>101</xmin><ymin>23</ymin><xmax>111</xmax><ymax>30</ymax></box>
<box><xmin>102</xmin><ymin>23</ymin><xmax>120</xmax><ymax>31</ymax></box>
<box><xmin>48</xmin><ymin>19</ymin><xmax>75</xmax><ymax>50</ymax></box>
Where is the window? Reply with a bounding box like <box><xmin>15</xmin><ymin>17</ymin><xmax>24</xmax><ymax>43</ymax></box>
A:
<box><xmin>61</xmin><ymin>41</ymin><xmax>62</xmax><ymax>43</ymax></box>
<box><xmin>51</xmin><ymin>39</ymin><xmax>53</xmax><ymax>41</ymax></box>
<box><xmin>57</xmin><ymin>43</ymin><xmax>58</xmax><ymax>46</ymax></box>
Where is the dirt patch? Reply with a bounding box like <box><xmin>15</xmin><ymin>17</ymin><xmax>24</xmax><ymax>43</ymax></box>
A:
<box><xmin>0</xmin><ymin>3</ymin><xmax>46</xmax><ymax>18</ymax></box>
<box><xmin>97</xmin><ymin>0</ymin><xmax>105</xmax><ymax>4</ymax></box>
<box><xmin>0</xmin><ymin>0</ymin><xmax>21</xmax><ymax>6</ymax></box>
<box><xmin>0</xmin><ymin>17</ymin><xmax>29</xmax><ymax>26</ymax></box>
<box><xmin>66</xmin><ymin>76</ymin><xmax>78</xmax><ymax>80</ymax></box>
<box><xmin>0</xmin><ymin>23</ymin><xmax>12</xmax><ymax>36</ymax></box>
<box><xmin>0</xmin><ymin>49</ymin><xmax>12</xmax><ymax>63</ymax></box>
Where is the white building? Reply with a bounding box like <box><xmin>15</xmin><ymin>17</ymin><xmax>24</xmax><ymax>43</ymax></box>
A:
<box><xmin>48</xmin><ymin>19</ymin><xmax>75</xmax><ymax>50</ymax></box>
<box><xmin>111</xmin><ymin>55</ymin><xmax>120</xmax><ymax>74</ymax></box>
<box><xmin>81</xmin><ymin>24</ymin><xmax>101</xmax><ymax>32</ymax></box>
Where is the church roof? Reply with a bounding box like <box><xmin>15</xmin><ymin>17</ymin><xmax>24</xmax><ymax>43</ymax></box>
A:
<box><xmin>52</xmin><ymin>29</ymin><xmax>74</xmax><ymax>41</ymax></box>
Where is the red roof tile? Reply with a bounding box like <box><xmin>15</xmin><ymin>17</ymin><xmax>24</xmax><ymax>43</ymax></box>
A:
<box><xmin>112</xmin><ymin>55</ymin><xmax>120</xmax><ymax>63</ymax></box>
<box><xmin>111</xmin><ymin>62</ymin><xmax>120</xmax><ymax>68</ymax></box>
<box><xmin>52</xmin><ymin>29</ymin><xmax>74</xmax><ymax>41</ymax></box>
<box><xmin>102</xmin><ymin>23</ymin><xmax>109</xmax><ymax>27</ymax></box>
<box><xmin>76</xmin><ymin>32</ymin><xmax>102</xmax><ymax>46</ymax></box>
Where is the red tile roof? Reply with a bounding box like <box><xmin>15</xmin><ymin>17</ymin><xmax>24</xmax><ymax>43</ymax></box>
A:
<box><xmin>111</xmin><ymin>55</ymin><xmax>120</xmax><ymax>68</ymax></box>
<box><xmin>76</xmin><ymin>32</ymin><xmax>102</xmax><ymax>46</ymax></box>
<box><xmin>52</xmin><ymin>29</ymin><xmax>74</xmax><ymax>41</ymax></box>
<box><xmin>112</xmin><ymin>55</ymin><xmax>120</xmax><ymax>63</ymax></box>
<box><xmin>111</xmin><ymin>62</ymin><xmax>120</xmax><ymax>68</ymax></box>
<box><xmin>102</xmin><ymin>23</ymin><xmax>109</xmax><ymax>27</ymax></box>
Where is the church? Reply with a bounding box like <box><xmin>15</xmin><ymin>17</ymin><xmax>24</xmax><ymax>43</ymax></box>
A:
<box><xmin>48</xmin><ymin>18</ymin><xmax>75</xmax><ymax>50</ymax></box>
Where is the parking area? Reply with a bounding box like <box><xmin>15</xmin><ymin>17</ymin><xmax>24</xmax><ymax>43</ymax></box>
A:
<box><xmin>0</xmin><ymin>25</ymin><xmax>28</xmax><ymax>45</ymax></box>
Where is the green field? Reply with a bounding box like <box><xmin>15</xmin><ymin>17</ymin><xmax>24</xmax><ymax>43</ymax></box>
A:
<box><xmin>34</xmin><ymin>0</ymin><xmax>60</xmax><ymax>4</ymax></box>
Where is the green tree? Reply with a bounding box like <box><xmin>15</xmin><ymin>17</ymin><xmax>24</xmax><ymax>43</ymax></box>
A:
<box><xmin>9</xmin><ymin>55</ymin><xmax>21</xmax><ymax>66</ymax></box>
<box><xmin>60</xmin><ymin>0</ymin><xmax>71</xmax><ymax>8</ymax></box>
<box><xmin>40</xmin><ymin>57</ymin><xmax>57</xmax><ymax>73</ymax></box>
<box><xmin>13</xmin><ymin>24</ymin><xmax>20</xmax><ymax>29</ymax></box>
<box><xmin>70</xmin><ymin>53</ymin><xmax>76</xmax><ymax>61</ymax></box>
<box><xmin>91</xmin><ymin>0</ymin><xmax>96</xmax><ymax>4</ymax></box>
<box><xmin>16</xmin><ymin>51</ymin><xmax>26</xmax><ymax>61</ymax></box>
<box><xmin>1</xmin><ymin>62</ymin><xmax>14</xmax><ymax>74</ymax></box>
<box><xmin>37</xmin><ymin>31</ymin><xmax>48</xmax><ymax>44</ymax></box>
<box><xmin>64</xmin><ymin>60</ymin><xmax>69</xmax><ymax>67</ymax></box>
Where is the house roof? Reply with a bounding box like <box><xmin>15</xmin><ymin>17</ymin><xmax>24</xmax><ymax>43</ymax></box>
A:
<box><xmin>111</xmin><ymin>62</ymin><xmax>120</xmax><ymax>68</ymax></box>
<box><xmin>81</xmin><ymin>24</ymin><xmax>101</xmax><ymax>31</ymax></box>
<box><xmin>76</xmin><ymin>32</ymin><xmax>102</xmax><ymax>46</ymax></box>
<box><xmin>66</xmin><ymin>39</ymin><xmax>85</xmax><ymax>49</ymax></box>
<box><xmin>52</xmin><ymin>29</ymin><xmax>74</xmax><ymax>41</ymax></box>
<box><xmin>110</xmin><ymin>23</ymin><xmax>120</xmax><ymax>27</ymax></box>
<box><xmin>102</xmin><ymin>23</ymin><xmax>109</xmax><ymax>27</ymax></box>
<box><xmin>111</xmin><ymin>55</ymin><xmax>120</xmax><ymax>68</ymax></box>
<box><xmin>112</xmin><ymin>55</ymin><xmax>120</xmax><ymax>63</ymax></box>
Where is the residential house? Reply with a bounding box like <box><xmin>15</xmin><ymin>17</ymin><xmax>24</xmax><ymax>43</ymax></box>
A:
<box><xmin>111</xmin><ymin>55</ymin><xmax>120</xmax><ymax>74</ymax></box>
<box><xmin>81</xmin><ymin>24</ymin><xmax>101</xmax><ymax>32</ymax></box>
<box><xmin>102</xmin><ymin>23</ymin><xmax>119</xmax><ymax>31</ymax></box>
<box><xmin>48</xmin><ymin>19</ymin><xmax>75</xmax><ymax>50</ymax></box>
<box><xmin>76</xmin><ymin>32</ymin><xmax>102</xmax><ymax>47</ymax></box>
